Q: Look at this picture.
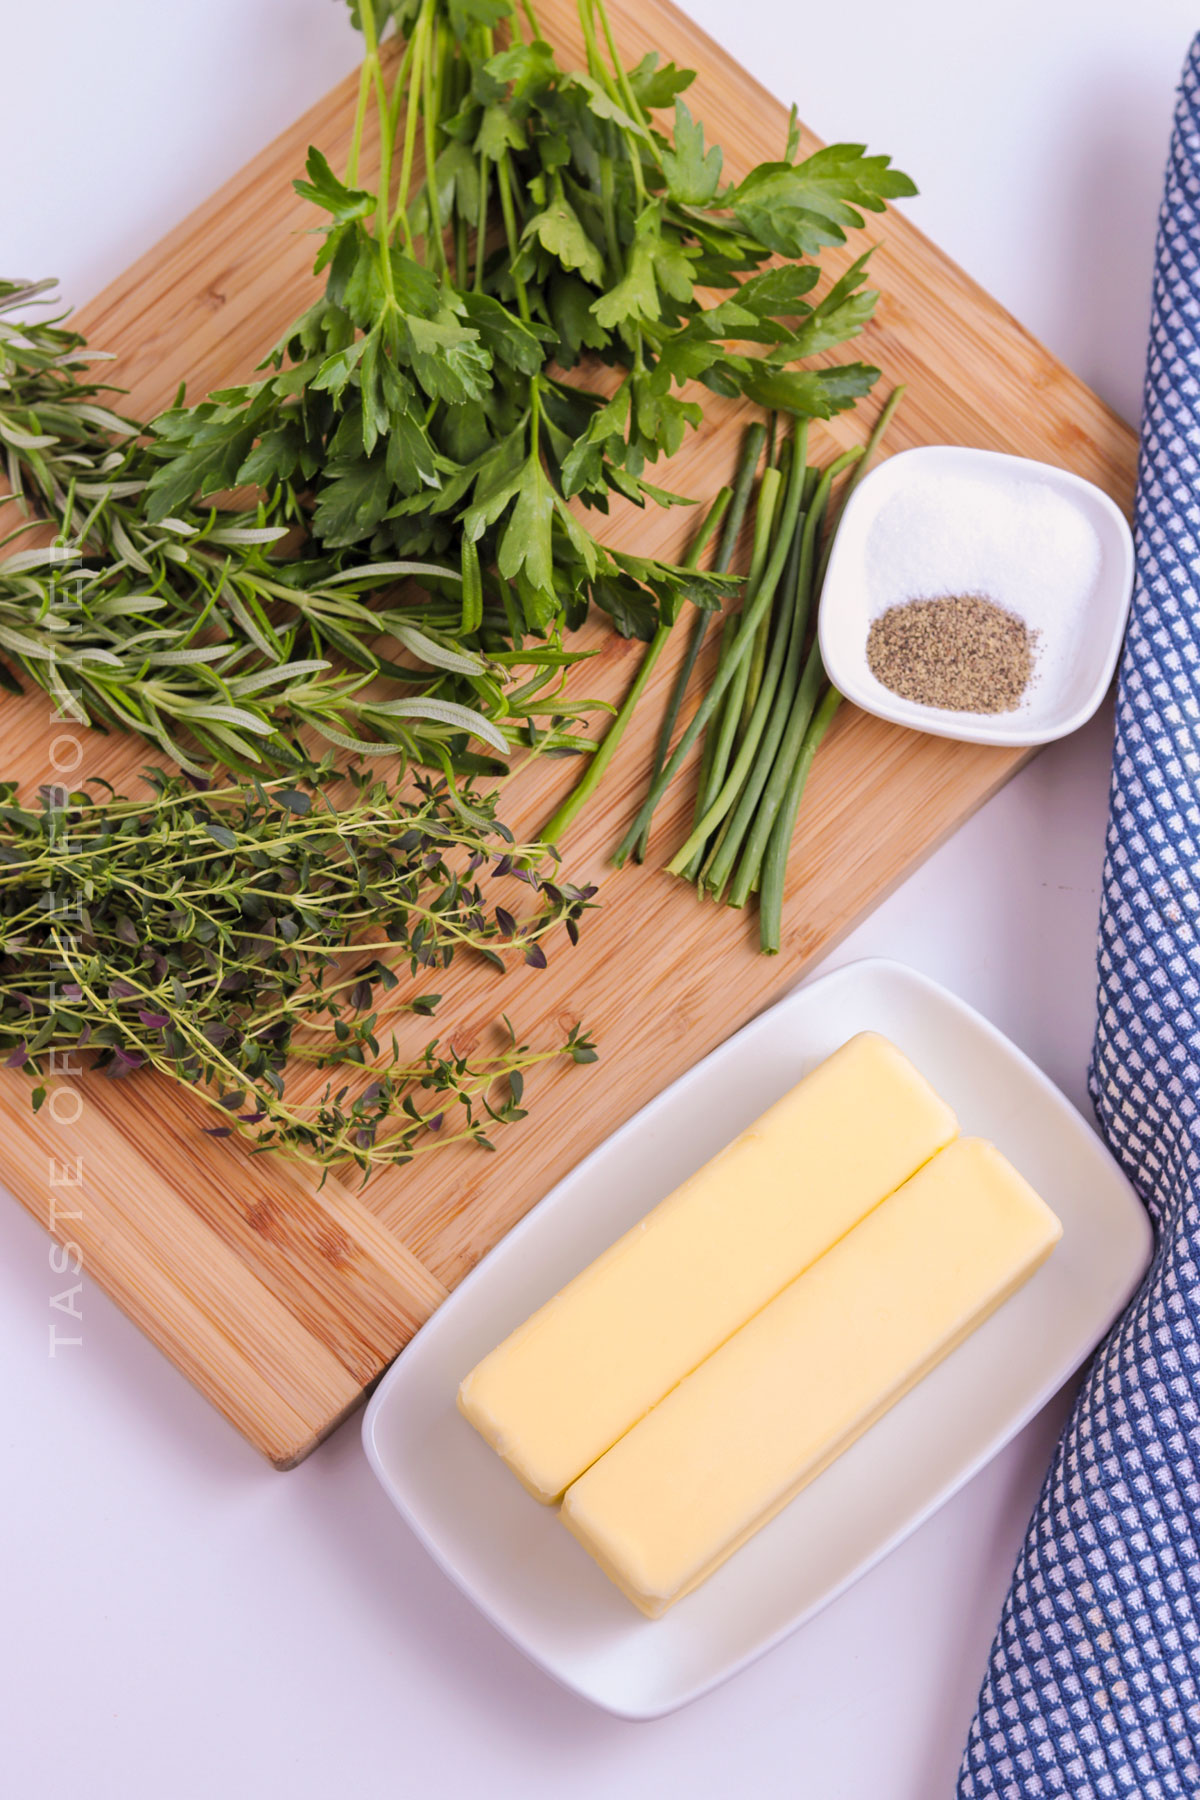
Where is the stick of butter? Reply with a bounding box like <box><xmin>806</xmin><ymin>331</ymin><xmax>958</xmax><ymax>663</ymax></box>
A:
<box><xmin>458</xmin><ymin>1033</ymin><xmax>958</xmax><ymax>1502</ymax></box>
<box><xmin>561</xmin><ymin>1136</ymin><xmax>1061</xmax><ymax>1616</ymax></box>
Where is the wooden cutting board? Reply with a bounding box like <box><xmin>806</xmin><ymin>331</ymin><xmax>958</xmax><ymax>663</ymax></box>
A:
<box><xmin>0</xmin><ymin>0</ymin><xmax>1136</xmax><ymax>1466</ymax></box>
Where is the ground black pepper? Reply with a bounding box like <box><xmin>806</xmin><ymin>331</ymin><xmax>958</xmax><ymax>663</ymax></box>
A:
<box><xmin>866</xmin><ymin>594</ymin><xmax>1037</xmax><ymax>714</ymax></box>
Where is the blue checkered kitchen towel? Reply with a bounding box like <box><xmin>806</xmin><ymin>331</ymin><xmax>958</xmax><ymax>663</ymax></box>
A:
<box><xmin>958</xmin><ymin>38</ymin><xmax>1200</xmax><ymax>1800</ymax></box>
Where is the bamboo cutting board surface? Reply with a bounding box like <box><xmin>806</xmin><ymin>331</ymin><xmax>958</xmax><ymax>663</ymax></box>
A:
<box><xmin>1</xmin><ymin>0</ymin><xmax>1137</xmax><ymax>1465</ymax></box>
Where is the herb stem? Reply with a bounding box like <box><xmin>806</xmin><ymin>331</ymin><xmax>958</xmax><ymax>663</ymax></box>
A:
<box><xmin>421</xmin><ymin>7</ymin><xmax>447</xmax><ymax>276</ymax></box>
<box><xmin>704</xmin><ymin>461</ymin><xmax>813</xmax><ymax>900</ymax></box>
<box><xmin>357</xmin><ymin>0</ymin><xmax>398</xmax><ymax>289</ymax></box>
<box><xmin>759</xmin><ymin>683</ymin><xmax>842</xmax><ymax>953</ymax></box>
<box><xmin>739</xmin><ymin>434</ymin><xmax>793</xmax><ymax>735</ymax></box>
<box><xmin>728</xmin><ymin>385</ymin><xmax>905</xmax><ymax>927</ymax></box>
<box><xmin>538</xmin><ymin>486</ymin><xmax>731</xmax><ymax>845</ymax></box>
<box><xmin>392</xmin><ymin>0</ymin><xmax>432</xmax><ymax>250</ymax></box>
<box><xmin>631</xmin><ymin>422</ymin><xmax>764</xmax><ymax>863</ymax></box>
<box><xmin>580</xmin><ymin>0</ymin><xmax>644</xmax><ymax>204</ymax></box>
<box><xmin>716</xmin><ymin>446</ymin><xmax>862</xmax><ymax>905</ymax></box>
<box><xmin>473</xmin><ymin>155</ymin><xmax>490</xmax><ymax>290</ymax></box>
<box><xmin>592</xmin><ymin>0</ymin><xmax>650</xmax><ymax>134</ymax></box>
<box><xmin>667</xmin><ymin>439</ymin><xmax>807</xmax><ymax>876</ymax></box>
<box><xmin>611</xmin><ymin>460</ymin><xmax>800</xmax><ymax>869</ymax></box>
<box><xmin>813</xmin><ymin>383</ymin><xmax>907</xmax><ymax>597</ymax></box>
<box><xmin>675</xmin><ymin>453</ymin><xmax>784</xmax><ymax>881</ymax></box>
<box><xmin>346</xmin><ymin>56</ymin><xmax>374</xmax><ymax>187</ymax></box>
<box><xmin>496</xmin><ymin>151</ymin><xmax>531</xmax><ymax>323</ymax></box>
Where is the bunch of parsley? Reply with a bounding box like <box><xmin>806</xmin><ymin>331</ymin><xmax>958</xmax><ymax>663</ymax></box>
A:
<box><xmin>141</xmin><ymin>0</ymin><xmax>914</xmax><ymax>648</ymax></box>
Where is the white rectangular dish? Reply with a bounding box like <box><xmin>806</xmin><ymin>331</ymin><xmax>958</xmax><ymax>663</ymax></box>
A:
<box><xmin>363</xmin><ymin>957</ymin><xmax>1152</xmax><ymax>1719</ymax></box>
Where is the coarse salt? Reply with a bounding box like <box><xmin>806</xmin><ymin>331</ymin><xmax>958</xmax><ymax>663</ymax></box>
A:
<box><xmin>862</xmin><ymin>471</ymin><xmax>1102</xmax><ymax>713</ymax></box>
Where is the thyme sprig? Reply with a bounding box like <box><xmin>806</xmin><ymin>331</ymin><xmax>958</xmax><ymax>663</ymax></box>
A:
<box><xmin>0</xmin><ymin>768</ymin><xmax>596</xmax><ymax>1176</ymax></box>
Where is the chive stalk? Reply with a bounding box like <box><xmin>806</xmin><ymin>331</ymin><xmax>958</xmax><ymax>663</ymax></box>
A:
<box><xmin>685</xmin><ymin>610</ymin><xmax>735</xmax><ymax>854</ymax></box>
<box><xmin>615</xmin><ymin>385</ymin><xmax>905</xmax><ymax>937</ymax></box>
<box><xmin>701</xmin><ymin>456</ymin><xmax>821</xmax><ymax>899</ymax></box>
<box><xmin>812</xmin><ymin>383</ymin><xmax>907</xmax><ymax>600</ymax></box>
<box><xmin>725</xmin><ymin>637</ymin><xmax>826</xmax><ymax>907</ymax></box>
<box><xmin>738</xmin><ymin>436</ymin><xmax>793</xmax><ymax>733</ymax></box>
<box><xmin>668</xmin><ymin>435</ymin><xmax>813</xmax><ymax>877</ymax></box>
<box><xmin>676</xmin><ymin>462</ymin><xmax>784</xmax><ymax>878</ymax></box>
<box><xmin>611</xmin><ymin>446</ymin><xmax>807</xmax><ymax>868</ymax></box>
<box><xmin>697</xmin><ymin>502</ymin><xmax>807</xmax><ymax>891</ymax></box>
<box><xmin>716</xmin><ymin>445</ymin><xmax>862</xmax><ymax>901</ymax></box>
<box><xmin>751</xmin><ymin>386</ymin><xmax>907</xmax><ymax>946</ymax></box>
<box><xmin>538</xmin><ymin>487</ymin><xmax>731</xmax><ymax>844</ymax></box>
<box><xmin>629</xmin><ymin>425</ymin><xmax>766</xmax><ymax>862</ymax></box>
<box><xmin>759</xmin><ymin>683</ymin><xmax>843</xmax><ymax>953</ymax></box>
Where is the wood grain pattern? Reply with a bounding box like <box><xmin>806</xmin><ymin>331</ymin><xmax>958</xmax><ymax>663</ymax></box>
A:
<box><xmin>0</xmin><ymin>0</ymin><xmax>1137</xmax><ymax>1466</ymax></box>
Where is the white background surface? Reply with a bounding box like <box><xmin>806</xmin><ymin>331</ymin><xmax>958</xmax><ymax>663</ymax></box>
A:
<box><xmin>1</xmin><ymin>2</ymin><xmax>1194</xmax><ymax>1795</ymax></box>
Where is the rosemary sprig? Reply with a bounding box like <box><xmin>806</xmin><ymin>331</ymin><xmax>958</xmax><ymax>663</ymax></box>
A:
<box><xmin>0</xmin><ymin>768</ymin><xmax>597</xmax><ymax>1176</ymax></box>
<box><xmin>0</xmin><ymin>279</ymin><xmax>600</xmax><ymax>775</ymax></box>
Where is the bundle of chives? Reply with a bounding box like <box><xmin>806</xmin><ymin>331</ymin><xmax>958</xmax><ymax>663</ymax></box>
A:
<box><xmin>618</xmin><ymin>387</ymin><xmax>905</xmax><ymax>953</ymax></box>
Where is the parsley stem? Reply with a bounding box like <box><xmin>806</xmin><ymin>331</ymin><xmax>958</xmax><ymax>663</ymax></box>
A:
<box><xmin>392</xmin><ymin>0</ymin><xmax>432</xmax><ymax>252</ymax></box>
<box><xmin>385</xmin><ymin>31</ymin><xmax>416</xmax><ymax>144</ymax></box>
<box><xmin>346</xmin><ymin>56</ymin><xmax>374</xmax><ymax>187</ymax></box>
<box><xmin>578</xmin><ymin>0</ymin><xmax>606</xmax><ymax>87</ymax></box>
<box><xmin>580</xmin><ymin>0</ymin><xmax>643</xmax><ymax>204</ymax></box>
<box><xmin>472</xmin><ymin>26</ymin><xmax>494</xmax><ymax>290</ymax></box>
<box><xmin>473</xmin><ymin>152</ymin><xmax>490</xmax><ymax>289</ymax></box>
<box><xmin>422</xmin><ymin>9</ymin><xmax>447</xmax><ymax>277</ymax></box>
<box><xmin>598</xmin><ymin>148</ymin><xmax>620</xmax><ymax>283</ymax></box>
<box><xmin>592</xmin><ymin>0</ymin><xmax>650</xmax><ymax>135</ymax></box>
<box><xmin>497</xmin><ymin>150</ymin><xmax>531</xmax><ymax>323</ymax></box>
<box><xmin>357</xmin><ymin>0</ymin><xmax>396</xmax><ymax>288</ymax></box>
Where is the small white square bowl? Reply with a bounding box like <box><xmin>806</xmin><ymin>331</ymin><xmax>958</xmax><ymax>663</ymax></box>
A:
<box><xmin>818</xmin><ymin>444</ymin><xmax>1134</xmax><ymax>747</ymax></box>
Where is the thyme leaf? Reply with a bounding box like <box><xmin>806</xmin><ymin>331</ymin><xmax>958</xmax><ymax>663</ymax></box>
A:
<box><xmin>0</xmin><ymin>767</ymin><xmax>597</xmax><ymax>1177</ymax></box>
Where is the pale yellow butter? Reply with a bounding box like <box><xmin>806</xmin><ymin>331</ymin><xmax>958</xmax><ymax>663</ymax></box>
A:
<box><xmin>561</xmin><ymin>1136</ymin><xmax>1061</xmax><ymax>1616</ymax></box>
<box><xmin>457</xmin><ymin>1033</ymin><xmax>958</xmax><ymax>1502</ymax></box>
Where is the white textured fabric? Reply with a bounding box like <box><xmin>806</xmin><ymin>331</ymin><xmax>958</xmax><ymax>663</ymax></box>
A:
<box><xmin>959</xmin><ymin>39</ymin><xmax>1200</xmax><ymax>1799</ymax></box>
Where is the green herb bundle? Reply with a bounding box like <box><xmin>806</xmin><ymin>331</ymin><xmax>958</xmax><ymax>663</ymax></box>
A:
<box><xmin>137</xmin><ymin>0</ymin><xmax>913</xmax><ymax>643</ymax></box>
<box><xmin>0</xmin><ymin>0</ymin><xmax>913</xmax><ymax>787</ymax></box>
<box><xmin>0</xmin><ymin>280</ymin><xmax>595</xmax><ymax>774</ymax></box>
<box><xmin>610</xmin><ymin>387</ymin><xmax>904</xmax><ymax>952</ymax></box>
<box><xmin>0</xmin><ymin>769</ymin><xmax>596</xmax><ymax>1175</ymax></box>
